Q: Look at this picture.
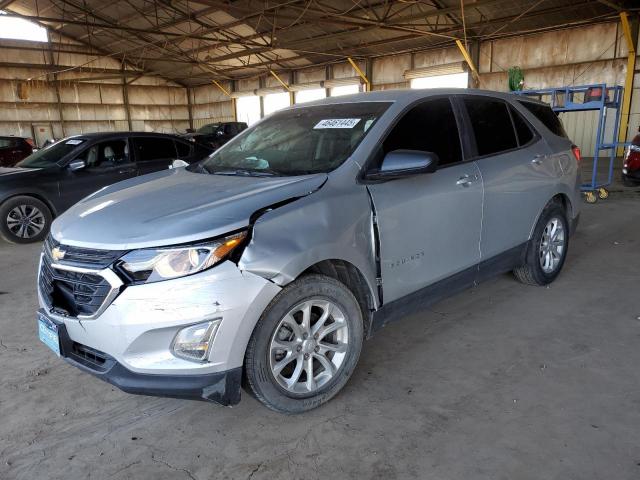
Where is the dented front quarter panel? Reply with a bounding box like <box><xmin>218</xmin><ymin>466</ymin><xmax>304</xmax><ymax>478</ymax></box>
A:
<box><xmin>239</xmin><ymin>160</ymin><xmax>380</xmax><ymax>308</ymax></box>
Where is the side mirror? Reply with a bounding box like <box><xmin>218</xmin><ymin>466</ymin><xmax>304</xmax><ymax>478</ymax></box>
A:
<box><xmin>68</xmin><ymin>159</ymin><xmax>86</xmax><ymax>171</ymax></box>
<box><xmin>169</xmin><ymin>159</ymin><xmax>189</xmax><ymax>169</ymax></box>
<box><xmin>216</xmin><ymin>130</ymin><xmax>224</xmax><ymax>136</ymax></box>
<box><xmin>367</xmin><ymin>150</ymin><xmax>439</xmax><ymax>180</ymax></box>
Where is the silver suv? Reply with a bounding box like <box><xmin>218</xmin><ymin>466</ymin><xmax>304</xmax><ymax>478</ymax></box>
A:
<box><xmin>37</xmin><ymin>89</ymin><xmax>581</xmax><ymax>413</ymax></box>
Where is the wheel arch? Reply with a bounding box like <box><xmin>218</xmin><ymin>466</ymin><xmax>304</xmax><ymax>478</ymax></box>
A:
<box><xmin>300</xmin><ymin>259</ymin><xmax>376</xmax><ymax>338</ymax></box>
<box><xmin>528</xmin><ymin>192</ymin><xmax>572</xmax><ymax>241</ymax></box>
<box><xmin>0</xmin><ymin>192</ymin><xmax>58</xmax><ymax>218</ymax></box>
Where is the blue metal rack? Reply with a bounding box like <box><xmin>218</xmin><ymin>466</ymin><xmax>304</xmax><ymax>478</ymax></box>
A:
<box><xmin>514</xmin><ymin>84</ymin><xmax>625</xmax><ymax>203</ymax></box>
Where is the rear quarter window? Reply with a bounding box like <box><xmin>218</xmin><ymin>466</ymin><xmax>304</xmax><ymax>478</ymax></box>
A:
<box><xmin>518</xmin><ymin>101</ymin><xmax>568</xmax><ymax>138</ymax></box>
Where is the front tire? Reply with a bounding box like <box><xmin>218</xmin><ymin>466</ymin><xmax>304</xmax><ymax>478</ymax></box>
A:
<box><xmin>514</xmin><ymin>202</ymin><xmax>569</xmax><ymax>286</ymax></box>
<box><xmin>244</xmin><ymin>274</ymin><xmax>364</xmax><ymax>414</ymax></box>
<box><xmin>0</xmin><ymin>196</ymin><xmax>52</xmax><ymax>244</ymax></box>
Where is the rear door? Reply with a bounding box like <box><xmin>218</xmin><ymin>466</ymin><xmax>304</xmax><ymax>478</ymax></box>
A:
<box><xmin>132</xmin><ymin>136</ymin><xmax>178</xmax><ymax>176</ymax></box>
<box><xmin>366</xmin><ymin>96</ymin><xmax>483</xmax><ymax>303</ymax></box>
<box><xmin>459</xmin><ymin>95</ymin><xmax>558</xmax><ymax>261</ymax></box>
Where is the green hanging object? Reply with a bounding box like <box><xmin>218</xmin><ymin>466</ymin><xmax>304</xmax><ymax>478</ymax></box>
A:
<box><xmin>508</xmin><ymin>66</ymin><xmax>525</xmax><ymax>91</ymax></box>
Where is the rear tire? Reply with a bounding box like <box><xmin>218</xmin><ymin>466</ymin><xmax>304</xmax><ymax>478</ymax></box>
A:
<box><xmin>244</xmin><ymin>274</ymin><xmax>364</xmax><ymax>414</ymax></box>
<box><xmin>514</xmin><ymin>202</ymin><xmax>569</xmax><ymax>286</ymax></box>
<box><xmin>0</xmin><ymin>196</ymin><xmax>52</xmax><ymax>244</ymax></box>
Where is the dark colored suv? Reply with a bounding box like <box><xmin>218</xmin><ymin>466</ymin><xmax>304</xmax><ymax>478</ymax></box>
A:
<box><xmin>0</xmin><ymin>136</ymin><xmax>34</xmax><ymax>167</ymax></box>
<box><xmin>0</xmin><ymin>132</ymin><xmax>212</xmax><ymax>243</ymax></box>
<box><xmin>182</xmin><ymin>122</ymin><xmax>248</xmax><ymax>150</ymax></box>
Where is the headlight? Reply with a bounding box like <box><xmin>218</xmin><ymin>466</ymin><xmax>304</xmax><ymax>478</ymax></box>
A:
<box><xmin>118</xmin><ymin>231</ymin><xmax>247</xmax><ymax>283</ymax></box>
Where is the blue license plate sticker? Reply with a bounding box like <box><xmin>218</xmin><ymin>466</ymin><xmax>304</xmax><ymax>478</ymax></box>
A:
<box><xmin>38</xmin><ymin>313</ymin><xmax>60</xmax><ymax>356</ymax></box>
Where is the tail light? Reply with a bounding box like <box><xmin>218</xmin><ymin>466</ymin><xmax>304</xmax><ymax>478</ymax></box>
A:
<box><xmin>571</xmin><ymin>145</ymin><xmax>581</xmax><ymax>163</ymax></box>
<box><xmin>25</xmin><ymin>138</ymin><xmax>35</xmax><ymax>147</ymax></box>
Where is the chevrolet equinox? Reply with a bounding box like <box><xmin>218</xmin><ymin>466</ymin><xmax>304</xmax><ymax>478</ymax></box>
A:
<box><xmin>37</xmin><ymin>89</ymin><xmax>581</xmax><ymax>413</ymax></box>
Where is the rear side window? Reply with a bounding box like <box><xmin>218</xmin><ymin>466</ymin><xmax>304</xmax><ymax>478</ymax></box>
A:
<box><xmin>132</xmin><ymin>137</ymin><xmax>176</xmax><ymax>162</ymax></box>
<box><xmin>463</xmin><ymin>97</ymin><xmax>518</xmax><ymax>156</ymax></box>
<box><xmin>518</xmin><ymin>101</ymin><xmax>567</xmax><ymax>138</ymax></box>
<box><xmin>382</xmin><ymin>97</ymin><xmax>462</xmax><ymax>167</ymax></box>
<box><xmin>174</xmin><ymin>140</ymin><xmax>191</xmax><ymax>158</ymax></box>
<box><xmin>509</xmin><ymin>106</ymin><xmax>534</xmax><ymax>146</ymax></box>
<box><xmin>0</xmin><ymin>138</ymin><xmax>11</xmax><ymax>148</ymax></box>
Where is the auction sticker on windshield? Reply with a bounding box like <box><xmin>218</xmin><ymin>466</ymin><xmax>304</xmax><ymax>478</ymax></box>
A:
<box><xmin>314</xmin><ymin>118</ymin><xmax>361</xmax><ymax>129</ymax></box>
<box><xmin>65</xmin><ymin>139</ymin><xmax>84</xmax><ymax>145</ymax></box>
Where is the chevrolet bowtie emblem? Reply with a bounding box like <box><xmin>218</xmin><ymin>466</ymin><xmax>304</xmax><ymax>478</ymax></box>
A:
<box><xmin>51</xmin><ymin>246</ymin><xmax>66</xmax><ymax>262</ymax></box>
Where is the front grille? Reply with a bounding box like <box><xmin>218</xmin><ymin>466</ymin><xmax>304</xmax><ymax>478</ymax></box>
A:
<box><xmin>44</xmin><ymin>235</ymin><xmax>125</xmax><ymax>269</ymax></box>
<box><xmin>39</xmin><ymin>237</ymin><xmax>121</xmax><ymax>318</ymax></box>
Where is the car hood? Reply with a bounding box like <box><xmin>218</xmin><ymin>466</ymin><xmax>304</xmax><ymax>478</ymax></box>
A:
<box><xmin>51</xmin><ymin>168</ymin><xmax>327</xmax><ymax>250</ymax></box>
<box><xmin>0</xmin><ymin>166</ymin><xmax>41</xmax><ymax>177</ymax></box>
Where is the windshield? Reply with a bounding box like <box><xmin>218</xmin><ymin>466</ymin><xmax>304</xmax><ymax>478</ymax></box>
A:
<box><xmin>194</xmin><ymin>102</ymin><xmax>390</xmax><ymax>176</ymax></box>
<box><xmin>16</xmin><ymin>138</ymin><xmax>85</xmax><ymax>168</ymax></box>
<box><xmin>197</xmin><ymin>124</ymin><xmax>220</xmax><ymax>134</ymax></box>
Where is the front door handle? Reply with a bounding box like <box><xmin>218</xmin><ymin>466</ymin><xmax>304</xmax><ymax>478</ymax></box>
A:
<box><xmin>118</xmin><ymin>168</ymin><xmax>136</xmax><ymax>174</ymax></box>
<box><xmin>456</xmin><ymin>174</ymin><xmax>476</xmax><ymax>187</ymax></box>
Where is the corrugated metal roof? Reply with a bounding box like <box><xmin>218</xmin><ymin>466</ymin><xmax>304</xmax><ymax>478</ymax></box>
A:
<box><xmin>0</xmin><ymin>0</ymin><xmax>629</xmax><ymax>86</ymax></box>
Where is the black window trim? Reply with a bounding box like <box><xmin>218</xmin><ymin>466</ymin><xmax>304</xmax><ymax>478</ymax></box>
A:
<box><xmin>456</xmin><ymin>94</ymin><xmax>542</xmax><ymax>161</ymax></box>
<box><xmin>360</xmin><ymin>94</ymin><xmax>471</xmax><ymax>181</ymax></box>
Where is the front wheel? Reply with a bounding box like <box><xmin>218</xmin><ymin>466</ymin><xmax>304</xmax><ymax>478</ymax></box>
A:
<box><xmin>244</xmin><ymin>274</ymin><xmax>364</xmax><ymax>414</ymax></box>
<box><xmin>0</xmin><ymin>196</ymin><xmax>52</xmax><ymax>244</ymax></box>
<box><xmin>514</xmin><ymin>202</ymin><xmax>569</xmax><ymax>286</ymax></box>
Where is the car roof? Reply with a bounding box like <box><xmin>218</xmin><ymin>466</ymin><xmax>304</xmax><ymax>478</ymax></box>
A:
<box><xmin>291</xmin><ymin>88</ymin><xmax>541</xmax><ymax>108</ymax></box>
<box><xmin>66</xmin><ymin>131</ymin><xmax>186</xmax><ymax>141</ymax></box>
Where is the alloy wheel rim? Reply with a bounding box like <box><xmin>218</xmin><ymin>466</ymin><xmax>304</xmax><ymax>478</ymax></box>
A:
<box><xmin>6</xmin><ymin>204</ymin><xmax>45</xmax><ymax>239</ymax></box>
<box><xmin>539</xmin><ymin>217</ymin><xmax>565</xmax><ymax>273</ymax></box>
<box><xmin>269</xmin><ymin>298</ymin><xmax>349</xmax><ymax>395</ymax></box>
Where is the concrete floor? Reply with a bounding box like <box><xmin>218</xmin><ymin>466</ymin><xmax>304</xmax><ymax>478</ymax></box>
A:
<box><xmin>1</xmin><ymin>190</ymin><xmax>640</xmax><ymax>480</ymax></box>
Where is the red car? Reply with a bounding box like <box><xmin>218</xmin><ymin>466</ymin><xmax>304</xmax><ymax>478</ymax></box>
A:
<box><xmin>623</xmin><ymin>127</ymin><xmax>640</xmax><ymax>186</ymax></box>
<box><xmin>0</xmin><ymin>136</ymin><xmax>34</xmax><ymax>167</ymax></box>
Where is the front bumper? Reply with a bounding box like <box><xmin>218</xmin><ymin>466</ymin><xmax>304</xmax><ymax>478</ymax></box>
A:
<box><xmin>38</xmin><ymin>260</ymin><xmax>281</xmax><ymax>404</ymax></box>
<box><xmin>50</xmin><ymin>315</ymin><xmax>242</xmax><ymax>404</ymax></box>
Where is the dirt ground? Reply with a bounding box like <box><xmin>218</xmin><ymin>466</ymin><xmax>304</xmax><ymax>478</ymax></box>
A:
<box><xmin>1</xmin><ymin>189</ymin><xmax>640</xmax><ymax>479</ymax></box>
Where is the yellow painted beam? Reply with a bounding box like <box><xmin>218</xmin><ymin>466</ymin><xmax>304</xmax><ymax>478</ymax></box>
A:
<box><xmin>618</xmin><ymin>12</ymin><xmax>637</xmax><ymax>155</ymax></box>
<box><xmin>347</xmin><ymin>57</ymin><xmax>370</xmax><ymax>92</ymax></box>
<box><xmin>269</xmin><ymin>70</ymin><xmax>292</xmax><ymax>92</ymax></box>
<box><xmin>212</xmin><ymin>79</ymin><xmax>231</xmax><ymax>97</ymax></box>
<box><xmin>455</xmin><ymin>39</ymin><xmax>479</xmax><ymax>85</ymax></box>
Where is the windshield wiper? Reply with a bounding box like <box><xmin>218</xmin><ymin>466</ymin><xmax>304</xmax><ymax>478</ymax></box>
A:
<box><xmin>208</xmin><ymin>167</ymin><xmax>280</xmax><ymax>177</ymax></box>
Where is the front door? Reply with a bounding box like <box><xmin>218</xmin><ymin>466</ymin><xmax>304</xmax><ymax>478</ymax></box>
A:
<box><xmin>366</xmin><ymin>97</ymin><xmax>483</xmax><ymax>303</ymax></box>
<box><xmin>58</xmin><ymin>138</ymin><xmax>137</xmax><ymax>210</ymax></box>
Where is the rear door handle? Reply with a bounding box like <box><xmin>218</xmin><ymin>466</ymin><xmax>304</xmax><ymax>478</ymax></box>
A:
<box><xmin>531</xmin><ymin>154</ymin><xmax>547</xmax><ymax>165</ymax></box>
<box><xmin>456</xmin><ymin>174</ymin><xmax>477</xmax><ymax>187</ymax></box>
<box><xmin>118</xmin><ymin>168</ymin><xmax>136</xmax><ymax>174</ymax></box>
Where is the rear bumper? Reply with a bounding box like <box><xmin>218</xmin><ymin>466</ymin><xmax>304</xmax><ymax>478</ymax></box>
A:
<box><xmin>52</xmin><ymin>314</ymin><xmax>242</xmax><ymax>405</ymax></box>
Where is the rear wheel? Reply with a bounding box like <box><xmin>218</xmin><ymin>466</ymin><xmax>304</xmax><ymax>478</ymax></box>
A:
<box><xmin>244</xmin><ymin>274</ymin><xmax>363</xmax><ymax>414</ymax></box>
<box><xmin>0</xmin><ymin>196</ymin><xmax>52</xmax><ymax>244</ymax></box>
<box><xmin>514</xmin><ymin>202</ymin><xmax>569</xmax><ymax>286</ymax></box>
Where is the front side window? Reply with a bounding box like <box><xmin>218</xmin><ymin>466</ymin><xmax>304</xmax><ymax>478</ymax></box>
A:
<box><xmin>16</xmin><ymin>138</ymin><xmax>85</xmax><ymax>168</ymax></box>
<box><xmin>381</xmin><ymin>97</ymin><xmax>462</xmax><ymax>167</ymax></box>
<box><xmin>132</xmin><ymin>137</ymin><xmax>176</xmax><ymax>162</ymax></box>
<box><xmin>463</xmin><ymin>97</ymin><xmax>518</xmax><ymax>156</ymax></box>
<box><xmin>77</xmin><ymin>140</ymin><xmax>129</xmax><ymax>169</ymax></box>
<box><xmin>195</xmin><ymin>102</ymin><xmax>390</xmax><ymax>176</ymax></box>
